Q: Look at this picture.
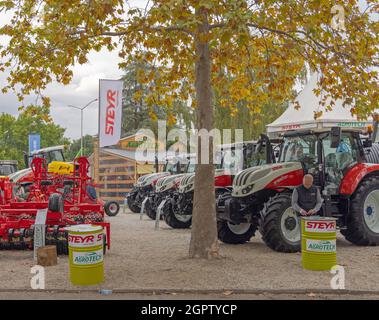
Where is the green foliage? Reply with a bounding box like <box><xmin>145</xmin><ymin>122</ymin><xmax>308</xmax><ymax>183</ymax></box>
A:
<box><xmin>0</xmin><ymin>106</ymin><xmax>69</xmax><ymax>168</ymax></box>
<box><xmin>64</xmin><ymin>134</ymin><xmax>94</xmax><ymax>161</ymax></box>
<box><xmin>121</xmin><ymin>57</ymin><xmax>195</xmax><ymax>136</ymax></box>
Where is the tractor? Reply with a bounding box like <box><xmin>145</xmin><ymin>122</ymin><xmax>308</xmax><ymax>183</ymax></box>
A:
<box><xmin>217</xmin><ymin>125</ymin><xmax>379</xmax><ymax>252</ymax></box>
<box><xmin>0</xmin><ymin>160</ymin><xmax>17</xmax><ymax>176</ymax></box>
<box><xmin>144</xmin><ymin>154</ymin><xmax>196</xmax><ymax>220</ymax></box>
<box><xmin>162</xmin><ymin>138</ymin><xmax>275</xmax><ymax>229</ymax></box>
<box><xmin>126</xmin><ymin>154</ymin><xmax>188</xmax><ymax>213</ymax></box>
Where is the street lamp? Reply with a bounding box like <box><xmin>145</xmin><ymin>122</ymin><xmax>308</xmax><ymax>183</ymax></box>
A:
<box><xmin>67</xmin><ymin>98</ymin><xmax>98</xmax><ymax>156</ymax></box>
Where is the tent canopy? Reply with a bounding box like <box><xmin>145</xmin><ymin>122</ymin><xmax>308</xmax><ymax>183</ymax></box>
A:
<box><xmin>266</xmin><ymin>73</ymin><xmax>370</xmax><ymax>138</ymax></box>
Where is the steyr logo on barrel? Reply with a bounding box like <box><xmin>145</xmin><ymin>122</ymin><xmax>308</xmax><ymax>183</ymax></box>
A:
<box><xmin>68</xmin><ymin>233</ymin><xmax>103</xmax><ymax>248</ymax></box>
<box><xmin>305</xmin><ymin>220</ymin><xmax>336</xmax><ymax>233</ymax></box>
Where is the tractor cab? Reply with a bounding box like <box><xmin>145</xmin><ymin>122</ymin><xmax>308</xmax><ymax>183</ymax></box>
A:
<box><xmin>277</xmin><ymin>128</ymin><xmax>365</xmax><ymax>195</ymax></box>
<box><xmin>163</xmin><ymin>155</ymin><xmax>186</xmax><ymax>175</ymax></box>
<box><xmin>29</xmin><ymin>145</ymin><xmax>73</xmax><ymax>175</ymax></box>
<box><xmin>0</xmin><ymin>160</ymin><xmax>18</xmax><ymax>176</ymax></box>
<box><xmin>217</xmin><ymin>137</ymin><xmax>276</xmax><ymax>177</ymax></box>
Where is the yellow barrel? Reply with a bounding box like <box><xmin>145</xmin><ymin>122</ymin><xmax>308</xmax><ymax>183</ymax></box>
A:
<box><xmin>65</xmin><ymin>225</ymin><xmax>104</xmax><ymax>286</ymax></box>
<box><xmin>301</xmin><ymin>217</ymin><xmax>337</xmax><ymax>271</ymax></box>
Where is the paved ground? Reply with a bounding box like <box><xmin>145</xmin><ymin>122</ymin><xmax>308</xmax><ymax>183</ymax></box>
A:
<box><xmin>0</xmin><ymin>290</ymin><xmax>379</xmax><ymax>300</ymax></box>
<box><xmin>0</xmin><ymin>208</ymin><xmax>378</xmax><ymax>299</ymax></box>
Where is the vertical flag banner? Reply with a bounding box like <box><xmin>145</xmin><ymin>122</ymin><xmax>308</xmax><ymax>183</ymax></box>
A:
<box><xmin>99</xmin><ymin>79</ymin><xmax>123</xmax><ymax>148</ymax></box>
<box><xmin>28</xmin><ymin>134</ymin><xmax>40</xmax><ymax>154</ymax></box>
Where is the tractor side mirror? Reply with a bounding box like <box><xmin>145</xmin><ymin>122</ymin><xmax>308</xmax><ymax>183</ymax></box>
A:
<box><xmin>23</xmin><ymin>152</ymin><xmax>29</xmax><ymax>168</ymax></box>
<box><xmin>330</xmin><ymin>127</ymin><xmax>341</xmax><ymax>148</ymax></box>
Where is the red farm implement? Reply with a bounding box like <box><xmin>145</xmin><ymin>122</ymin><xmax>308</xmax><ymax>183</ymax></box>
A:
<box><xmin>0</xmin><ymin>156</ymin><xmax>112</xmax><ymax>254</ymax></box>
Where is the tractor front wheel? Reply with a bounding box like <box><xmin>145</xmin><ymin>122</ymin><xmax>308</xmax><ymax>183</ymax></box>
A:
<box><xmin>260</xmin><ymin>193</ymin><xmax>301</xmax><ymax>253</ymax></box>
<box><xmin>104</xmin><ymin>201</ymin><xmax>120</xmax><ymax>216</ymax></box>
<box><xmin>344</xmin><ymin>176</ymin><xmax>379</xmax><ymax>246</ymax></box>
<box><xmin>164</xmin><ymin>205</ymin><xmax>192</xmax><ymax>229</ymax></box>
<box><xmin>145</xmin><ymin>198</ymin><xmax>157</xmax><ymax>220</ymax></box>
<box><xmin>217</xmin><ymin>220</ymin><xmax>257</xmax><ymax>244</ymax></box>
<box><xmin>127</xmin><ymin>193</ymin><xmax>141</xmax><ymax>213</ymax></box>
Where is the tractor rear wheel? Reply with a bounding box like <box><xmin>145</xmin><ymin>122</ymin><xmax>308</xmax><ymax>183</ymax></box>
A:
<box><xmin>260</xmin><ymin>193</ymin><xmax>301</xmax><ymax>253</ymax></box>
<box><xmin>217</xmin><ymin>220</ymin><xmax>257</xmax><ymax>244</ymax></box>
<box><xmin>104</xmin><ymin>201</ymin><xmax>120</xmax><ymax>216</ymax></box>
<box><xmin>343</xmin><ymin>176</ymin><xmax>379</xmax><ymax>246</ymax></box>
<box><xmin>164</xmin><ymin>206</ymin><xmax>192</xmax><ymax>229</ymax></box>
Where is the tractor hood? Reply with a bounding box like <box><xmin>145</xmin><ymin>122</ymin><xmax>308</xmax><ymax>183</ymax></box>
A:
<box><xmin>135</xmin><ymin>172</ymin><xmax>171</xmax><ymax>188</ymax></box>
<box><xmin>232</xmin><ymin>162</ymin><xmax>303</xmax><ymax>197</ymax></box>
<box><xmin>177</xmin><ymin>168</ymin><xmax>232</xmax><ymax>193</ymax></box>
<box><xmin>155</xmin><ymin>173</ymin><xmax>186</xmax><ymax>193</ymax></box>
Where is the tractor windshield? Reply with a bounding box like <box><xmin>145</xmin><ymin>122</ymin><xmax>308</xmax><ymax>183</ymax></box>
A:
<box><xmin>186</xmin><ymin>159</ymin><xmax>196</xmax><ymax>173</ymax></box>
<box><xmin>0</xmin><ymin>164</ymin><xmax>17</xmax><ymax>176</ymax></box>
<box><xmin>220</xmin><ymin>147</ymin><xmax>244</xmax><ymax>174</ymax></box>
<box><xmin>34</xmin><ymin>149</ymin><xmax>65</xmax><ymax>163</ymax></box>
<box><xmin>279</xmin><ymin>134</ymin><xmax>318</xmax><ymax>170</ymax></box>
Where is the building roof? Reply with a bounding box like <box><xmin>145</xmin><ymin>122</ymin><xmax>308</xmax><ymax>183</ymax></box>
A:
<box><xmin>267</xmin><ymin>73</ymin><xmax>371</xmax><ymax>138</ymax></box>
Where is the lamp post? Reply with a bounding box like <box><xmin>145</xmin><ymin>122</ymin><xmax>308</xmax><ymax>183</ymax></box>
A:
<box><xmin>67</xmin><ymin>98</ymin><xmax>98</xmax><ymax>156</ymax></box>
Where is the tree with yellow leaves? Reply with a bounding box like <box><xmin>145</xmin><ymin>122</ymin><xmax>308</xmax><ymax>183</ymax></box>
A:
<box><xmin>0</xmin><ymin>0</ymin><xmax>378</xmax><ymax>258</ymax></box>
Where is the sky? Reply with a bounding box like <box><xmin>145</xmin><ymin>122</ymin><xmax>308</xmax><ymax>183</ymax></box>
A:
<box><xmin>0</xmin><ymin>0</ymin><xmax>148</xmax><ymax>140</ymax></box>
<box><xmin>0</xmin><ymin>0</ymin><xmax>376</xmax><ymax>140</ymax></box>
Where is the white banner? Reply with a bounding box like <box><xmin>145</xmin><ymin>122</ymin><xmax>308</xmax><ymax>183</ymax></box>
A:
<box><xmin>99</xmin><ymin>79</ymin><xmax>123</xmax><ymax>148</ymax></box>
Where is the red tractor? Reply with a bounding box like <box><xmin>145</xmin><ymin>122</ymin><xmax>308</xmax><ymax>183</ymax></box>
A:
<box><xmin>163</xmin><ymin>139</ymin><xmax>275</xmax><ymax>228</ymax></box>
<box><xmin>217</xmin><ymin>126</ymin><xmax>379</xmax><ymax>252</ymax></box>
<box><xmin>0</xmin><ymin>156</ymin><xmax>111</xmax><ymax>253</ymax></box>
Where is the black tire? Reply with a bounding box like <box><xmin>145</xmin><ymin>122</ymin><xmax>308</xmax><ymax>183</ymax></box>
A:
<box><xmin>343</xmin><ymin>176</ymin><xmax>379</xmax><ymax>246</ymax></box>
<box><xmin>260</xmin><ymin>193</ymin><xmax>301</xmax><ymax>253</ymax></box>
<box><xmin>145</xmin><ymin>198</ymin><xmax>157</xmax><ymax>220</ymax></box>
<box><xmin>217</xmin><ymin>220</ymin><xmax>257</xmax><ymax>244</ymax></box>
<box><xmin>48</xmin><ymin>193</ymin><xmax>64</xmax><ymax>213</ymax></box>
<box><xmin>164</xmin><ymin>206</ymin><xmax>192</xmax><ymax>229</ymax></box>
<box><xmin>104</xmin><ymin>201</ymin><xmax>120</xmax><ymax>216</ymax></box>
<box><xmin>127</xmin><ymin>194</ymin><xmax>141</xmax><ymax>213</ymax></box>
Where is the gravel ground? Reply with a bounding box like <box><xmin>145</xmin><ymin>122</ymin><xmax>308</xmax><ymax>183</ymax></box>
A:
<box><xmin>0</xmin><ymin>208</ymin><xmax>379</xmax><ymax>295</ymax></box>
<box><xmin>1</xmin><ymin>291</ymin><xmax>379</xmax><ymax>300</ymax></box>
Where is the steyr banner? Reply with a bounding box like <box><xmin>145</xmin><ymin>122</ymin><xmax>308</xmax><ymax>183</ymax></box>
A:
<box><xmin>99</xmin><ymin>79</ymin><xmax>123</xmax><ymax>148</ymax></box>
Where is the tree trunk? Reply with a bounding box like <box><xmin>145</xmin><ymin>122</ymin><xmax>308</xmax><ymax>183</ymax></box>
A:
<box><xmin>189</xmin><ymin>8</ymin><xmax>219</xmax><ymax>259</ymax></box>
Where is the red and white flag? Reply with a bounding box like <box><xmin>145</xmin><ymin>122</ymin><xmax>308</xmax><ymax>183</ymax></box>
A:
<box><xmin>99</xmin><ymin>79</ymin><xmax>123</xmax><ymax>148</ymax></box>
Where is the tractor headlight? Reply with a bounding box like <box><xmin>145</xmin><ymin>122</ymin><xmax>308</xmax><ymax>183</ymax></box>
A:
<box><xmin>242</xmin><ymin>184</ymin><xmax>254</xmax><ymax>194</ymax></box>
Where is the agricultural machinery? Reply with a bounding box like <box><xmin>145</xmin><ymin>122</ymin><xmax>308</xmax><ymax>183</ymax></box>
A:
<box><xmin>217</xmin><ymin>125</ymin><xmax>379</xmax><ymax>253</ymax></box>
<box><xmin>0</xmin><ymin>155</ymin><xmax>114</xmax><ymax>254</ymax></box>
<box><xmin>144</xmin><ymin>154</ymin><xmax>196</xmax><ymax>221</ymax></box>
<box><xmin>0</xmin><ymin>160</ymin><xmax>17</xmax><ymax>176</ymax></box>
<box><xmin>126</xmin><ymin>154</ymin><xmax>189</xmax><ymax>214</ymax></box>
<box><xmin>160</xmin><ymin>138</ymin><xmax>276</xmax><ymax>229</ymax></box>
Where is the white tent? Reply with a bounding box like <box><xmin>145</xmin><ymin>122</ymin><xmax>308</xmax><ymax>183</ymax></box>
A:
<box><xmin>266</xmin><ymin>73</ymin><xmax>370</xmax><ymax>138</ymax></box>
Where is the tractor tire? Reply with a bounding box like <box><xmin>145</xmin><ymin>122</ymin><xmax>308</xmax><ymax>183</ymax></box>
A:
<box><xmin>145</xmin><ymin>199</ymin><xmax>157</xmax><ymax>220</ymax></box>
<box><xmin>343</xmin><ymin>176</ymin><xmax>379</xmax><ymax>246</ymax></box>
<box><xmin>127</xmin><ymin>195</ymin><xmax>141</xmax><ymax>213</ymax></box>
<box><xmin>164</xmin><ymin>207</ymin><xmax>192</xmax><ymax>229</ymax></box>
<box><xmin>217</xmin><ymin>220</ymin><xmax>257</xmax><ymax>244</ymax></box>
<box><xmin>260</xmin><ymin>193</ymin><xmax>301</xmax><ymax>253</ymax></box>
<box><xmin>104</xmin><ymin>201</ymin><xmax>120</xmax><ymax>216</ymax></box>
<box><xmin>48</xmin><ymin>193</ymin><xmax>64</xmax><ymax>213</ymax></box>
